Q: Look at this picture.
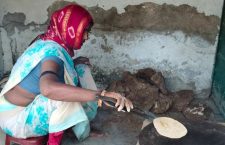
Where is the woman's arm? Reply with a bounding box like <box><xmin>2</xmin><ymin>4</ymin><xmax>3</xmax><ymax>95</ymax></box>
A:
<box><xmin>40</xmin><ymin>59</ymin><xmax>133</xmax><ymax>112</ymax></box>
<box><xmin>40</xmin><ymin>60</ymin><xmax>100</xmax><ymax>102</ymax></box>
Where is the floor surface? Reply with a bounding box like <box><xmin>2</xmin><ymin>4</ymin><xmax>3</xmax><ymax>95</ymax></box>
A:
<box><xmin>0</xmin><ymin>98</ymin><xmax>224</xmax><ymax>145</ymax></box>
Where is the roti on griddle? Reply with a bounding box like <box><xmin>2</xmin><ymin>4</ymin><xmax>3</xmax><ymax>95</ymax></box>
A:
<box><xmin>153</xmin><ymin>117</ymin><xmax>187</xmax><ymax>139</ymax></box>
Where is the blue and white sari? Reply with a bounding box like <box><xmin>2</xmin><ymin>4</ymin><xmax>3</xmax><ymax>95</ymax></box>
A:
<box><xmin>0</xmin><ymin>39</ymin><xmax>98</xmax><ymax>141</ymax></box>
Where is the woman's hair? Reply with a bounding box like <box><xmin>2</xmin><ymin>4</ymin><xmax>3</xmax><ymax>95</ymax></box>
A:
<box><xmin>85</xmin><ymin>21</ymin><xmax>94</xmax><ymax>32</ymax></box>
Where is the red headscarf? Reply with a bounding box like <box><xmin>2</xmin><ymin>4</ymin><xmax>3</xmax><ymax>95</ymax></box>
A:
<box><xmin>40</xmin><ymin>4</ymin><xmax>93</xmax><ymax>57</ymax></box>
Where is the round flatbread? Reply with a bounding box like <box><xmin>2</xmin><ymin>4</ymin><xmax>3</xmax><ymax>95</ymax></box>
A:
<box><xmin>153</xmin><ymin>117</ymin><xmax>187</xmax><ymax>139</ymax></box>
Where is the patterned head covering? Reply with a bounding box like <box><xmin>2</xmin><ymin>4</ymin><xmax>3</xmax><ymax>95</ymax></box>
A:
<box><xmin>41</xmin><ymin>4</ymin><xmax>93</xmax><ymax>57</ymax></box>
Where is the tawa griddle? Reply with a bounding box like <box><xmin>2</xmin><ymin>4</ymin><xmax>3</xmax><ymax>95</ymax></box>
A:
<box><xmin>139</xmin><ymin>120</ymin><xmax>225</xmax><ymax>145</ymax></box>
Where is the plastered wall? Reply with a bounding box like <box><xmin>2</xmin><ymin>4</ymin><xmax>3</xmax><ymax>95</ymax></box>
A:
<box><xmin>0</xmin><ymin>0</ymin><xmax>223</xmax><ymax>98</ymax></box>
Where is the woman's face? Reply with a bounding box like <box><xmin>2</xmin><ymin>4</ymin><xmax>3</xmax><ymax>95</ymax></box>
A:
<box><xmin>82</xmin><ymin>30</ymin><xmax>89</xmax><ymax>45</ymax></box>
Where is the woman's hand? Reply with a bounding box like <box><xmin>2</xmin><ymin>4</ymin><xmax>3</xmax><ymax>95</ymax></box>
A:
<box><xmin>101</xmin><ymin>90</ymin><xmax>134</xmax><ymax>112</ymax></box>
<box><xmin>74</xmin><ymin>56</ymin><xmax>92</xmax><ymax>67</ymax></box>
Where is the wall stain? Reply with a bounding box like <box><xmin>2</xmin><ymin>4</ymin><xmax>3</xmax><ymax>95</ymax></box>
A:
<box><xmin>2</xmin><ymin>12</ymin><xmax>47</xmax><ymax>36</ymax></box>
<box><xmin>88</xmin><ymin>2</ymin><xmax>220</xmax><ymax>44</ymax></box>
<box><xmin>101</xmin><ymin>44</ymin><xmax>113</xmax><ymax>53</ymax></box>
<box><xmin>1</xmin><ymin>1</ymin><xmax>220</xmax><ymax>44</ymax></box>
<box><xmin>47</xmin><ymin>1</ymin><xmax>220</xmax><ymax>44</ymax></box>
<box><xmin>91</xmin><ymin>38</ymin><xmax>96</xmax><ymax>44</ymax></box>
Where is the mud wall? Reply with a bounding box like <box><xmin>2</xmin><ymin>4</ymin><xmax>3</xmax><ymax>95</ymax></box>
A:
<box><xmin>0</xmin><ymin>0</ymin><xmax>223</xmax><ymax>98</ymax></box>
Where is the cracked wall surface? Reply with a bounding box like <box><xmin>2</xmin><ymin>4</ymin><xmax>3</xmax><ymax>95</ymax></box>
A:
<box><xmin>0</xmin><ymin>0</ymin><xmax>223</xmax><ymax>98</ymax></box>
<box><xmin>89</xmin><ymin>3</ymin><xmax>220</xmax><ymax>44</ymax></box>
<box><xmin>47</xmin><ymin>1</ymin><xmax>220</xmax><ymax>43</ymax></box>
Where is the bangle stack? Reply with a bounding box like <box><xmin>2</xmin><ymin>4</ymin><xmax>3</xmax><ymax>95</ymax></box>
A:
<box><xmin>95</xmin><ymin>90</ymin><xmax>106</xmax><ymax>107</ymax></box>
<box><xmin>101</xmin><ymin>90</ymin><xmax>106</xmax><ymax>96</ymax></box>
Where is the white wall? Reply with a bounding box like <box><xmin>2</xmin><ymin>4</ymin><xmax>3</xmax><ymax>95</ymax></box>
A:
<box><xmin>0</xmin><ymin>0</ymin><xmax>223</xmax><ymax>98</ymax></box>
<box><xmin>78</xmin><ymin>30</ymin><xmax>216</xmax><ymax>97</ymax></box>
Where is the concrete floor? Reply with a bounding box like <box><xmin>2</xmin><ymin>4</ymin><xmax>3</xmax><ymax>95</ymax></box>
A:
<box><xmin>0</xmin><ymin>97</ymin><xmax>224</xmax><ymax>145</ymax></box>
<box><xmin>61</xmin><ymin>108</ymin><xmax>144</xmax><ymax>145</ymax></box>
<box><xmin>0</xmin><ymin>108</ymin><xmax>144</xmax><ymax>145</ymax></box>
